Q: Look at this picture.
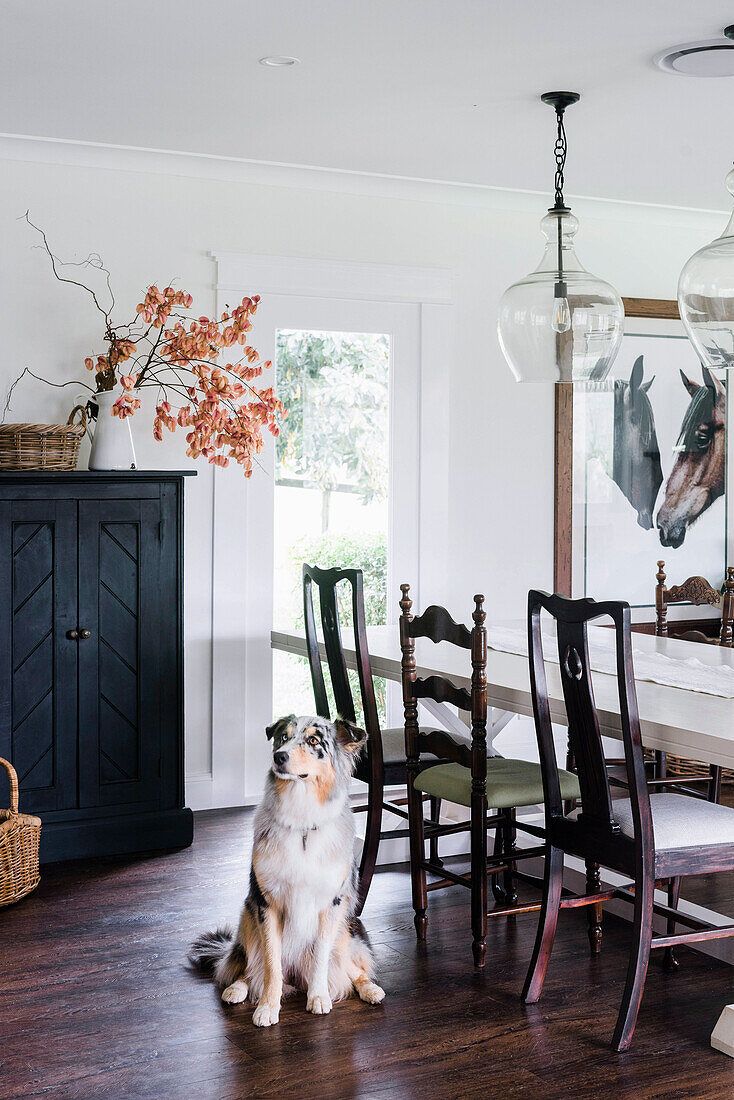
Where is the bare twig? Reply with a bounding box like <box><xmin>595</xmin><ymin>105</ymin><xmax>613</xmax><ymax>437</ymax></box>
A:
<box><xmin>21</xmin><ymin>211</ymin><xmax>113</xmax><ymax>324</ymax></box>
<box><xmin>2</xmin><ymin>367</ymin><xmax>94</xmax><ymax>424</ymax></box>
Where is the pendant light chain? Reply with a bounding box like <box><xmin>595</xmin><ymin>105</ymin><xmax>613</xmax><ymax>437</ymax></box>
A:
<box><xmin>552</xmin><ymin>107</ymin><xmax>568</xmax><ymax>211</ymax></box>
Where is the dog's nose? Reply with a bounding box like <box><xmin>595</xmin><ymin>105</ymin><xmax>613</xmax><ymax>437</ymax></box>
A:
<box><xmin>273</xmin><ymin>750</ymin><xmax>288</xmax><ymax>767</ymax></box>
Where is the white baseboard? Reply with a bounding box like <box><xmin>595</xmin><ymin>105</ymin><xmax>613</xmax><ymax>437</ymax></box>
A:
<box><xmin>185</xmin><ymin>774</ymin><xmax>214</xmax><ymax>811</ymax></box>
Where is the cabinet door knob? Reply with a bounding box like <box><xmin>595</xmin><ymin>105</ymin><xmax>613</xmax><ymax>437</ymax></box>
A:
<box><xmin>79</xmin><ymin>629</ymin><xmax>92</xmax><ymax>640</ymax></box>
<box><xmin>66</xmin><ymin>629</ymin><xmax>79</xmax><ymax>640</ymax></box>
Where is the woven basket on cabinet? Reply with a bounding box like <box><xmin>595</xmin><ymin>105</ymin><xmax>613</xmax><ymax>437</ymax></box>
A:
<box><xmin>0</xmin><ymin>405</ymin><xmax>87</xmax><ymax>471</ymax></box>
<box><xmin>0</xmin><ymin>757</ymin><xmax>41</xmax><ymax>907</ymax></box>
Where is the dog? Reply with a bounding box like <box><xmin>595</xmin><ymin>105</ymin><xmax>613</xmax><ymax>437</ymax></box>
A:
<box><xmin>189</xmin><ymin>714</ymin><xmax>386</xmax><ymax>1027</ymax></box>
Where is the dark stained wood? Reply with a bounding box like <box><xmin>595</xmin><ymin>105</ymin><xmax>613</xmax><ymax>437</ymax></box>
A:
<box><xmin>302</xmin><ymin>564</ymin><xmax>384</xmax><ymax>912</ymax></box>
<box><xmin>412</xmin><ymin>674</ymin><xmax>472</xmax><ymax>712</ymax></box>
<box><xmin>302</xmin><ymin>566</ymin><xmax>454</xmax><ymax>913</ymax></box>
<box><xmin>622</xmin><ymin>296</ymin><xmax>680</xmax><ymax>320</ymax></box>
<box><xmin>7</xmin><ymin>808</ymin><xmax>734</xmax><ymax>1097</ymax></box>
<box><xmin>400</xmin><ymin>586</ymin><xmax>557</xmax><ymax>970</ymax></box>
<box><xmin>404</xmin><ymin>603</ymin><xmax>472</xmax><ymax>649</ymax></box>
<box><xmin>525</xmin><ymin>590</ymin><xmax>734</xmax><ymax>1051</ymax></box>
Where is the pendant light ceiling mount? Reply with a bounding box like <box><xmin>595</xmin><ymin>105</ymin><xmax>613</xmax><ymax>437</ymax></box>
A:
<box><xmin>540</xmin><ymin>90</ymin><xmax>580</xmax><ymax>112</ymax></box>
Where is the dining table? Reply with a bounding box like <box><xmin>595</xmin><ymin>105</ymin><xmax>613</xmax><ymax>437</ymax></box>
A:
<box><xmin>272</xmin><ymin>617</ymin><xmax>734</xmax><ymax>964</ymax></box>
<box><xmin>272</xmin><ymin>620</ymin><xmax>734</xmax><ymax>770</ymax></box>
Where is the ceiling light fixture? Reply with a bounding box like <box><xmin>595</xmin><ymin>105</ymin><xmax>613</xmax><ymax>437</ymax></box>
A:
<box><xmin>497</xmin><ymin>92</ymin><xmax>624</xmax><ymax>383</ymax></box>
<box><xmin>655</xmin><ymin>28</ymin><xmax>734</xmax><ymax>77</ymax></box>
<box><xmin>678</xmin><ymin>162</ymin><xmax>734</xmax><ymax>373</ymax></box>
<box><xmin>259</xmin><ymin>55</ymin><xmax>300</xmax><ymax>67</ymax></box>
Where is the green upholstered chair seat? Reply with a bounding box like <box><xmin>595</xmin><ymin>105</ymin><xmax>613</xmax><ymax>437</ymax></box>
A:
<box><xmin>414</xmin><ymin>758</ymin><xmax>580</xmax><ymax>809</ymax></box>
<box><xmin>380</xmin><ymin>727</ymin><xmax>444</xmax><ymax>765</ymax></box>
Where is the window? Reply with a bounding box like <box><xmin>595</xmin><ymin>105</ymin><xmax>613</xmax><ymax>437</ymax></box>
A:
<box><xmin>273</xmin><ymin>329</ymin><xmax>390</xmax><ymax>723</ymax></box>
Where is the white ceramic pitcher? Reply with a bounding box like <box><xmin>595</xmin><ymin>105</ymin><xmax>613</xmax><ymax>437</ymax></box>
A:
<box><xmin>88</xmin><ymin>390</ymin><xmax>137</xmax><ymax>471</ymax></box>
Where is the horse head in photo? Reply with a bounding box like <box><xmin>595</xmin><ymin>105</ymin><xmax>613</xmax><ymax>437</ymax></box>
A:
<box><xmin>612</xmin><ymin>356</ymin><xmax>663</xmax><ymax>530</ymax></box>
<box><xmin>656</xmin><ymin>366</ymin><xmax>726</xmax><ymax>549</ymax></box>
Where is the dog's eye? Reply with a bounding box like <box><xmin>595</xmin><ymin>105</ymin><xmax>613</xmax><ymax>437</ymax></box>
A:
<box><xmin>307</xmin><ymin>735</ymin><xmax>320</xmax><ymax>747</ymax></box>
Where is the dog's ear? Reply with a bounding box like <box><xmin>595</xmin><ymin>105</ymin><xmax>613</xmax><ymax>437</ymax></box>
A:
<box><xmin>334</xmin><ymin>717</ymin><xmax>367</xmax><ymax>754</ymax></box>
<box><xmin>266</xmin><ymin>714</ymin><xmax>296</xmax><ymax>741</ymax></box>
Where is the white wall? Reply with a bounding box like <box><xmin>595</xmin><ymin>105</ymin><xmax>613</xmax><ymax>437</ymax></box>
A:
<box><xmin>0</xmin><ymin>149</ymin><xmax>724</xmax><ymax>805</ymax></box>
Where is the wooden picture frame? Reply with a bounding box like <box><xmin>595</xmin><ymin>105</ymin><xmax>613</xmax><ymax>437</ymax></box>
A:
<box><xmin>553</xmin><ymin>297</ymin><xmax>727</xmax><ymax>607</ymax></box>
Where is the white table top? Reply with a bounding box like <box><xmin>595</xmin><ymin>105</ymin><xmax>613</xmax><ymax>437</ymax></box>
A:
<box><xmin>271</xmin><ymin>623</ymin><xmax>734</xmax><ymax>770</ymax></box>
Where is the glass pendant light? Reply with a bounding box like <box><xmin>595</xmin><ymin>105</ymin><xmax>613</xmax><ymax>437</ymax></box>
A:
<box><xmin>678</xmin><ymin>165</ymin><xmax>734</xmax><ymax>374</ymax></box>
<box><xmin>498</xmin><ymin>91</ymin><xmax>624</xmax><ymax>383</ymax></box>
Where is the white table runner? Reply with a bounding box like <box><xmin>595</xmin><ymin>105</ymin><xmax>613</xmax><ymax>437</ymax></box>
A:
<box><xmin>487</xmin><ymin>624</ymin><xmax>734</xmax><ymax>699</ymax></box>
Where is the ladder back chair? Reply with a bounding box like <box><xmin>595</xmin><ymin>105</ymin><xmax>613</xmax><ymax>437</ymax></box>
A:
<box><xmin>400</xmin><ymin>584</ymin><xmax>580</xmax><ymax>968</ymax></box>
<box><xmin>651</xmin><ymin>560</ymin><xmax>734</xmax><ymax>802</ymax></box>
<box><xmin>524</xmin><ymin>590</ymin><xmax>734</xmax><ymax>1051</ymax></box>
<box><xmin>302</xmin><ymin>563</ymin><xmax>445</xmax><ymax>913</ymax></box>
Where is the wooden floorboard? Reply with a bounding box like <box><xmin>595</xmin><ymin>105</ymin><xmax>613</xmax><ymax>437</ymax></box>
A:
<box><xmin>3</xmin><ymin>807</ymin><xmax>734</xmax><ymax>1098</ymax></box>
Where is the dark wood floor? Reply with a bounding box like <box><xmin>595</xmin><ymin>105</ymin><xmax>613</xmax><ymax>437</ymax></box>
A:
<box><xmin>4</xmin><ymin>810</ymin><xmax>734</xmax><ymax>1099</ymax></box>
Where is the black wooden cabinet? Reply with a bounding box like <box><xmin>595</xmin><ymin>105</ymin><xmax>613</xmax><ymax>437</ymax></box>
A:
<box><xmin>0</xmin><ymin>472</ymin><xmax>194</xmax><ymax>862</ymax></box>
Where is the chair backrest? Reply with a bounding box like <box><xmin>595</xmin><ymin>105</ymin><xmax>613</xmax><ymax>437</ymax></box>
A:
<box><xmin>302</xmin><ymin>564</ymin><xmax>381</xmax><ymax>750</ymax></box>
<box><xmin>527</xmin><ymin>590</ymin><xmax>653</xmax><ymax>865</ymax></box>
<box><xmin>655</xmin><ymin>561</ymin><xmax>734</xmax><ymax>646</ymax></box>
<box><xmin>399</xmin><ymin>584</ymin><xmax>486</xmax><ymax>774</ymax></box>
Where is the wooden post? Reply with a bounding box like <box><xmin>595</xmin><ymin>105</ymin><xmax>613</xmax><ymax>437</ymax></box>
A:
<box><xmin>554</xmin><ymin>382</ymin><xmax>573</xmax><ymax>597</ymax></box>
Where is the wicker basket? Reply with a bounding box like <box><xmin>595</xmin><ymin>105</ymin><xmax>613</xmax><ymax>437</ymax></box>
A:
<box><xmin>0</xmin><ymin>758</ymin><xmax>41</xmax><ymax>907</ymax></box>
<box><xmin>666</xmin><ymin>755</ymin><xmax>734</xmax><ymax>787</ymax></box>
<box><xmin>0</xmin><ymin>405</ymin><xmax>87</xmax><ymax>471</ymax></box>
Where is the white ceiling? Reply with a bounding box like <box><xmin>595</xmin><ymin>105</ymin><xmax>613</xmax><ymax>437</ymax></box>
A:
<box><xmin>2</xmin><ymin>0</ymin><xmax>734</xmax><ymax>211</ymax></box>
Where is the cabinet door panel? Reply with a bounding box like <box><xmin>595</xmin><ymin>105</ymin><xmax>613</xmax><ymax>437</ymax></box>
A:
<box><xmin>78</xmin><ymin>499</ymin><xmax>162</xmax><ymax>807</ymax></box>
<box><xmin>0</xmin><ymin>501</ymin><xmax>78</xmax><ymax>812</ymax></box>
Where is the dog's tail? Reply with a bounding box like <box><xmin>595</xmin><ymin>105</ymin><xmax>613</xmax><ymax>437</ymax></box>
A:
<box><xmin>188</xmin><ymin>926</ymin><xmax>235</xmax><ymax>975</ymax></box>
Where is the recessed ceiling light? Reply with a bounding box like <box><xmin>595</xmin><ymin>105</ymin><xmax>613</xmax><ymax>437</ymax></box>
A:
<box><xmin>655</xmin><ymin>36</ymin><xmax>734</xmax><ymax>77</ymax></box>
<box><xmin>259</xmin><ymin>56</ymin><xmax>300</xmax><ymax>67</ymax></box>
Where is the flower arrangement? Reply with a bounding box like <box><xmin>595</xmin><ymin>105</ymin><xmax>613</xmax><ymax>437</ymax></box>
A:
<box><xmin>7</xmin><ymin>216</ymin><xmax>286</xmax><ymax>475</ymax></box>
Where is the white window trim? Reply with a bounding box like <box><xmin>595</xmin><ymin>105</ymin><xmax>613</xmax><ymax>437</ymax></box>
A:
<box><xmin>206</xmin><ymin>252</ymin><xmax>455</xmax><ymax>806</ymax></box>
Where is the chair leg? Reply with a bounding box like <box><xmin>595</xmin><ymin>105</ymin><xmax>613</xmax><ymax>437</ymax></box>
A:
<box><xmin>355</xmin><ymin>769</ymin><xmax>384</xmax><ymax>916</ymax></box>
<box><xmin>428</xmin><ymin>796</ymin><xmax>443</xmax><ymax>867</ymax></box>
<box><xmin>709</xmin><ymin>766</ymin><xmax>722</xmax><ymax>804</ymax></box>
<box><xmin>491</xmin><ymin>816</ymin><xmax>505</xmax><ymax>903</ymax></box>
<box><xmin>611</xmin><ymin>869</ymin><xmax>654</xmax><ymax>1052</ymax></box>
<box><xmin>522</xmin><ymin>844</ymin><xmax>563</xmax><ymax>1003</ymax></box>
<box><xmin>503</xmin><ymin>807</ymin><xmax>518</xmax><ymax>906</ymax></box>
<box><xmin>654</xmin><ymin>750</ymin><xmax>667</xmax><ymax>782</ymax></box>
<box><xmin>585</xmin><ymin>859</ymin><xmax>603</xmax><ymax>955</ymax></box>
<box><xmin>407</xmin><ymin>770</ymin><xmax>428</xmax><ymax>942</ymax></box>
<box><xmin>471</xmin><ymin>796</ymin><xmax>488</xmax><ymax>968</ymax></box>
<box><xmin>663</xmin><ymin>877</ymin><xmax>681</xmax><ymax>970</ymax></box>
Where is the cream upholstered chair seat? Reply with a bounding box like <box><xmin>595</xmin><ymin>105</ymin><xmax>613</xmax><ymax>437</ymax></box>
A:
<box><xmin>612</xmin><ymin>793</ymin><xmax>734</xmax><ymax>851</ymax></box>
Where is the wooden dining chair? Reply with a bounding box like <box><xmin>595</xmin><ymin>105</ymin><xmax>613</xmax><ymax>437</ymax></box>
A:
<box><xmin>400</xmin><ymin>585</ymin><xmax>581</xmax><ymax>967</ymax></box>
<box><xmin>302</xmin><ymin>564</ymin><xmax>448</xmax><ymax>913</ymax></box>
<box><xmin>655</xmin><ymin>561</ymin><xmax>734</xmax><ymax>646</ymax></box>
<box><xmin>650</xmin><ymin>561</ymin><xmax>734</xmax><ymax>803</ymax></box>
<box><xmin>523</xmin><ymin>590</ymin><xmax>734</xmax><ymax>1051</ymax></box>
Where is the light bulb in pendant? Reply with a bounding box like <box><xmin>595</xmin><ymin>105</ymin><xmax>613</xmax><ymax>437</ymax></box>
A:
<box><xmin>551</xmin><ymin>294</ymin><xmax>571</xmax><ymax>333</ymax></box>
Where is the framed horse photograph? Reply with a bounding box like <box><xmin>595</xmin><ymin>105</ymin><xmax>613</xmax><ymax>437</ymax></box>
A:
<box><xmin>554</xmin><ymin>297</ymin><xmax>729</xmax><ymax>612</ymax></box>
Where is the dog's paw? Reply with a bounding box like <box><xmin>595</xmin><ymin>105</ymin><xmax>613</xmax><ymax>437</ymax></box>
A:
<box><xmin>221</xmin><ymin>981</ymin><xmax>248</xmax><ymax>1005</ymax></box>
<box><xmin>306</xmin><ymin>992</ymin><xmax>333</xmax><ymax>1015</ymax></box>
<box><xmin>252</xmin><ymin>1002</ymin><xmax>280</xmax><ymax>1027</ymax></box>
<box><xmin>357</xmin><ymin>980</ymin><xmax>385</xmax><ymax>1005</ymax></box>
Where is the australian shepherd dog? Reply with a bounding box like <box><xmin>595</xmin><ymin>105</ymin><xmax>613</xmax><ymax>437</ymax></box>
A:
<box><xmin>189</xmin><ymin>714</ymin><xmax>385</xmax><ymax>1027</ymax></box>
